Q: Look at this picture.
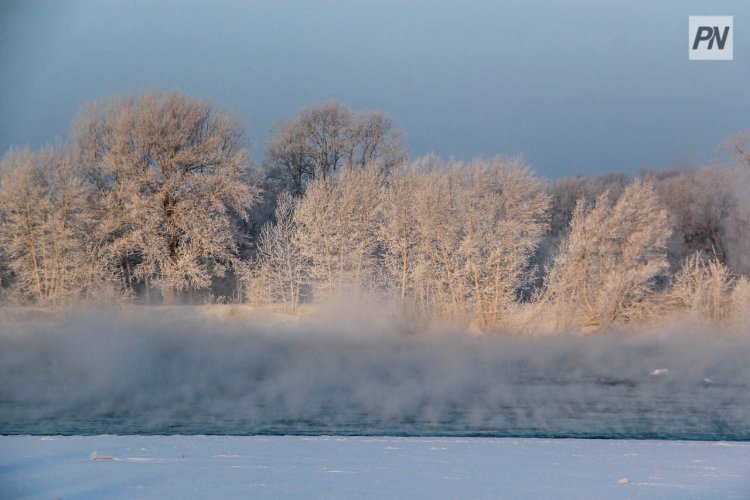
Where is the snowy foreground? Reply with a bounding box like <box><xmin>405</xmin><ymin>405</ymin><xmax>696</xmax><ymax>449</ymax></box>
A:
<box><xmin>2</xmin><ymin>436</ymin><xmax>750</xmax><ymax>499</ymax></box>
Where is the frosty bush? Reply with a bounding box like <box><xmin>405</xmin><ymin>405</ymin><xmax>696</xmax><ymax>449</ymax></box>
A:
<box><xmin>669</xmin><ymin>253</ymin><xmax>734</xmax><ymax>324</ymax></box>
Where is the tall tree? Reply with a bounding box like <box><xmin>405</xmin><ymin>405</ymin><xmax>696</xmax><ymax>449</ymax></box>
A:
<box><xmin>72</xmin><ymin>91</ymin><xmax>260</xmax><ymax>302</ymax></box>
<box><xmin>265</xmin><ymin>102</ymin><xmax>406</xmax><ymax>195</ymax></box>
<box><xmin>542</xmin><ymin>181</ymin><xmax>671</xmax><ymax>331</ymax></box>
<box><xmin>720</xmin><ymin>131</ymin><xmax>750</xmax><ymax>167</ymax></box>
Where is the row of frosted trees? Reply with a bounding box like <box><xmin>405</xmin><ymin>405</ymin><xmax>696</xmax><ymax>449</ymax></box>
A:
<box><xmin>249</xmin><ymin>158</ymin><xmax>548</xmax><ymax>322</ymax></box>
<box><xmin>0</xmin><ymin>92</ymin><xmax>407</xmax><ymax>307</ymax></box>
<box><xmin>248</xmin><ymin>158</ymin><xmax>750</xmax><ymax>332</ymax></box>
<box><xmin>1</xmin><ymin>90</ymin><xmax>749</xmax><ymax>333</ymax></box>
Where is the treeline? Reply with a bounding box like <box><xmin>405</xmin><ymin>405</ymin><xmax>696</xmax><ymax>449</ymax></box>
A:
<box><xmin>1</xmin><ymin>90</ymin><xmax>749</xmax><ymax>333</ymax></box>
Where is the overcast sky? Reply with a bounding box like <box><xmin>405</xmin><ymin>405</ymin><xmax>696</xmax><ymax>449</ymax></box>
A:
<box><xmin>1</xmin><ymin>0</ymin><xmax>748</xmax><ymax>178</ymax></box>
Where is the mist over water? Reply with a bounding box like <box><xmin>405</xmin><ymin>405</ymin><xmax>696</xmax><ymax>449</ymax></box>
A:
<box><xmin>1</xmin><ymin>306</ymin><xmax>749</xmax><ymax>440</ymax></box>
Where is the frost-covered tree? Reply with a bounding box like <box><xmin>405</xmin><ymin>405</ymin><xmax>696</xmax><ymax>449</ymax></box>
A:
<box><xmin>651</xmin><ymin>166</ymin><xmax>750</xmax><ymax>276</ymax></box>
<box><xmin>0</xmin><ymin>148</ymin><xmax>108</xmax><ymax>305</ymax></box>
<box><xmin>265</xmin><ymin>102</ymin><xmax>406</xmax><ymax>195</ymax></box>
<box><xmin>381</xmin><ymin>156</ymin><xmax>549</xmax><ymax>326</ymax></box>
<box><xmin>73</xmin><ymin>91</ymin><xmax>260</xmax><ymax>302</ymax></box>
<box><xmin>547</xmin><ymin>172</ymin><xmax>629</xmax><ymax>241</ymax></box>
<box><xmin>244</xmin><ymin>192</ymin><xmax>305</xmax><ymax>312</ymax></box>
<box><xmin>378</xmin><ymin>156</ymin><xmax>461</xmax><ymax>316</ymax></box>
<box><xmin>456</xmin><ymin>158</ymin><xmax>549</xmax><ymax>325</ymax></box>
<box><xmin>379</xmin><ymin>161</ymin><xmax>426</xmax><ymax>306</ymax></box>
<box><xmin>345</xmin><ymin>111</ymin><xmax>406</xmax><ymax>172</ymax></box>
<box><xmin>402</xmin><ymin>160</ymin><xmax>465</xmax><ymax>318</ymax></box>
<box><xmin>294</xmin><ymin>165</ymin><xmax>385</xmax><ymax>300</ymax></box>
<box><xmin>542</xmin><ymin>181</ymin><xmax>671</xmax><ymax>331</ymax></box>
<box><xmin>264</xmin><ymin>118</ymin><xmax>311</xmax><ymax>197</ymax></box>
<box><xmin>720</xmin><ymin>131</ymin><xmax>750</xmax><ymax>167</ymax></box>
<box><xmin>536</xmin><ymin>172</ymin><xmax>631</xmax><ymax>291</ymax></box>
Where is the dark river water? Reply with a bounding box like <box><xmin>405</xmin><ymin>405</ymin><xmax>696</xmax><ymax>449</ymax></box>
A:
<box><xmin>3</xmin><ymin>378</ymin><xmax>749</xmax><ymax>439</ymax></box>
<box><xmin>1</xmin><ymin>312</ymin><xmax>749</xmax><ymax>439</ymax></box>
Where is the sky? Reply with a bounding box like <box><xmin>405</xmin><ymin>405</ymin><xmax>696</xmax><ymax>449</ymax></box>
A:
<box><xmin>0</xmin><ymin>0</ymin><xmax>748</xmax><ymax>178</ymax></box>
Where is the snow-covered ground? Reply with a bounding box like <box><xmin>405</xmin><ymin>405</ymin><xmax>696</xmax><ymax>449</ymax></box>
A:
<box><xmin>2</xmin><ymin>436</ymin><xmax>750</xmax><ymax>499</ymax></box>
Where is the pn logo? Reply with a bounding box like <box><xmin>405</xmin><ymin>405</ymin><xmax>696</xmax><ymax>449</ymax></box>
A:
<box><xmin>689</xmin><ymin>16</ymin><xmax>733</xmax><ymax>60</ymax></box>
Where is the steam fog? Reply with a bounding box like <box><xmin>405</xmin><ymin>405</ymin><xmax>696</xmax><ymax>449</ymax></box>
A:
<box><xmin>2</xmin><ymin>305</ymin><xmax>749</xmax><ymax>439</ymax></box>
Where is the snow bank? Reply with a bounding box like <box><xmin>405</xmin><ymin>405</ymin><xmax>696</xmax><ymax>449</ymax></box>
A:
<box><xmin>2</xmin><ymin>436</ymin><xmax>749</xmax><ymax>499</ymax></box>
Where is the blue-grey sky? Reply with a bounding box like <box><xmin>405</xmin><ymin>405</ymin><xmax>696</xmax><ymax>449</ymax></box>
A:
<box><xmin>1</xmin><ymin>0</ymin><xmax>748</xmax><ymax>178</ymax></box>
